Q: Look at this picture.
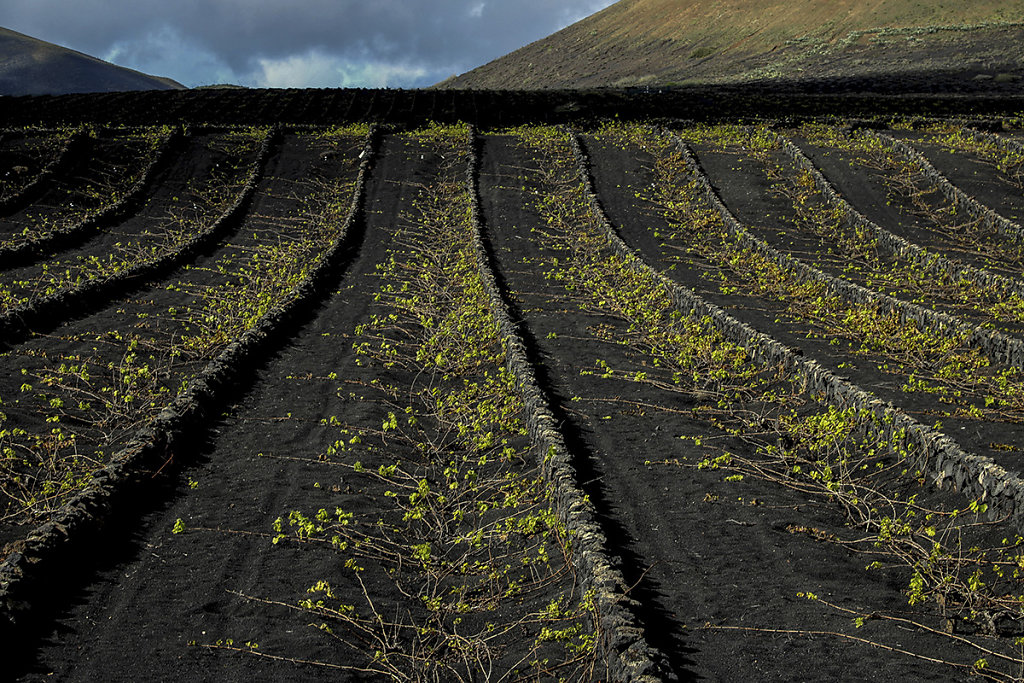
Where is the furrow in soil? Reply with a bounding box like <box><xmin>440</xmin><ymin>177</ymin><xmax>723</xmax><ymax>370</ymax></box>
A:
<box><xmin>476</xmin><ymin>129</ymin><xmax>986</xmax><ymax>681</ymax></box>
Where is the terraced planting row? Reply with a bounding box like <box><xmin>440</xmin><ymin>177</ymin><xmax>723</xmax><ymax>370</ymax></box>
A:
<box><xmin>0</xmin><ymin>126</ymin><xmax>179</xmax><ymax>267</ymax></box>
<box><xmin>14</xmin><ymin>88</ymin><xmax>1024</xmax><ymax>130</ymax></box>
<box><xmin>8</xmin><ymin>119</ymin><xmax>1024</xmax><ymax>681</ymax></box>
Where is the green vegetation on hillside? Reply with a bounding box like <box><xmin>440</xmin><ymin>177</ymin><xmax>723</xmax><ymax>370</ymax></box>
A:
<box><xmin>443</xmin><ymin>0</ymin><xmax>1024</xmax><ymax>89</ymax></box>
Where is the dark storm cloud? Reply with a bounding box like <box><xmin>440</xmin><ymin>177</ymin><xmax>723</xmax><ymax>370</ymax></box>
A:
<box><xmin>2</xmin><ymin>0</ymin><xmax>616</xmax><ymax>87</ymax></box>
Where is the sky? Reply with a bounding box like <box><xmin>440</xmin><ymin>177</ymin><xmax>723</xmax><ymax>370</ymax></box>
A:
<box><xmin>3</xmin><ymin>1</ymin><xmax>617</xmax><ymax>88</ymax></box>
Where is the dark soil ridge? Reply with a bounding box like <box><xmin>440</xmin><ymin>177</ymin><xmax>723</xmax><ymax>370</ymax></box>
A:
<box><xmin>871</xmin><ymin>130</ymin><xmax>1024</xmax><ymax>247</ymax></box>
<box><xmin>777</xmin><ymin>129</ymin><xmax>1024</xmax><ymax>309</ymax></box>
<box><xmin>466</xmin><ymin>129</ymin><xmax>669</xmax><ymax>682</ymax></box>
<box><xmin>7</xmin><ymin>130</ymin><xmax>440</xmax><ymax>681</ymax></box>
<box><xmin>890</xmin><ymin>131</ymin><xmax>1024</xmax><ymax>222</ymax></box>
<box><xmin>0</xmin><ymin>126</ymin><xmax>183</xmax><ymax>270</ymax></box>
<box><xmin>0</xmin><ymin>126</ymin><xmax>78</xmax><ymax>136</ymax></box>
<box><xmin>585</xmin><ymin>130</ymin><xmax>1024</xmax><ymax>460</ymax></box>
<box><xmin>0</xmin><ymin>127</ymin><xmax>276</xmax><ymax>349</ymax></box>
<box><xmin>789</xmin><ymin>131</ymin><xmax>1024</xmax><ymax>284</ymax></box>
<box><xmin>566</xmin><ymin>129</ymin><xmax>1024</xmax><ymax>530</ymax></box>
<box><xmin>0</xmin><ymin>131</ymin><xmax>151</xmax><ymax>243</ymax></box>
<box><xmin>671</xmin><ymin>135</ymin><xmax>1024</xmax><ymax>467</ymax></box>
<box><xmin>481</xmin><ymin>132</ymin><xmax>981</xmax><ymax>679</ymax></box>
<box><xmin>11</xmin><ymin>87</ymin><xmax>1024</xmax><ymax>130</ymax></box>
<box><xmin>0</xmin><ymin>126</ymin><xmax>380</xmax><ymax>641</ymax></box>
<box><xmin>0</xmin><ymin>127</ymin><xmax>87</xmax><ymax>215</ymax></box>
<box><xmin>963</xmin><ymin>126</ymin><xmax>1024</xmax><ymax>158</ymax></box>
<box><xmin>0</xmin><ymin>129</ymin><xmax>366</xmax><ymax>540</ymax></box>
<box><xmin>674</xmin><ymin>129</ymin><xmax>1024</xmax><ymax>392</ymax></box>
<box><xmin>729</xmin><ymin>128</ymin><xmax>1024</xmax><ymax>369</ymax></box>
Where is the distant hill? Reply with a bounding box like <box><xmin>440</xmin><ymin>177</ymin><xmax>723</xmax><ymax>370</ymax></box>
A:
<box><xmin>442</xmin><ymin>0</ymin><xmax>1024</xmax><ymax>91</ymax></box>
<box><xmin>0</xmin><ymin>27</ymin><xmax>184</xmax><ymax>96</ymax></box>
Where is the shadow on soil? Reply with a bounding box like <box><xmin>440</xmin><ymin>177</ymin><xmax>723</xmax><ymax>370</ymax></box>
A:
<box><xmin>475</xmin><ymin>222</ymin><xmax>700</xmax><ymax>681</ymax></box>
<box><xmin>3</xmin><ymin>191</ymin><xmax>371</xmax><ymax>678</ymax></box>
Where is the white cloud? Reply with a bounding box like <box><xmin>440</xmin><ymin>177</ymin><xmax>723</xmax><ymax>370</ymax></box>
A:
<box><xmin>102</xmin><ymin>25</ymin><xmax>235</xmax><ymax>87</ymax></box>
<box><xmin>99</xmin><ymin>26</ymin><xmax>434</xmax><ymax>88</ymax></box>
<box><xmin>252</xmin><ymin>50</ymin><xmax>428</xmax><ymax>88</ymax></box>
<box><xmin>6</xmin><ymin>0</ymin><xmax>619</xmax><ymax>88</ymax></box>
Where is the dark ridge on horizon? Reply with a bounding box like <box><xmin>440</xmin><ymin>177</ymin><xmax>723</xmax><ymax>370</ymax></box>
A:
<box><xmin>0</xmin><ymin>26</ymin><xmax>185</xmax><ymax>96</ymax></box>
<box><xmin>440</xmin><ymin>0</ymin><xmax>1024</xmax><ymax>92</ymax></box>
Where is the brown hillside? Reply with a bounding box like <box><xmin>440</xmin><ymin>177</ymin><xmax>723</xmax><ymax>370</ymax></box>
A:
<box><xmin>442</xmin><ymin>0</ymin><xmax>1024</xmax><ymax>90</ymax></box>
<box><xmin>0</xmin><ymin>27</ymin><xmax>185</xmax><ymax>96</ymax></box>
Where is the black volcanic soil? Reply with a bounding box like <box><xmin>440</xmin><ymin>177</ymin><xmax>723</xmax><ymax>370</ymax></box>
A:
<box><xmin>476</xmin><ymin>133</ymin><xmax>978</xmax><ymax>680</ymax></box>
<box><xmin>0</xmin><ymin>131</ymin><xmax>258</xmax><ymax>298</ymax></box>
<box><xmin>8</xmin><ymin>118</ymin><xmax>1024</xmax><ymax>682</ymax></box>
<box><xmin>711</xmin><ymin>134</ymin><xmax>1024</xmax><ymax>338</ymax></box>
<box><xmin>0</xmin><ymin>131</ymin><xmax>154</xmax><ymax>244</ymax></box>
<box><xmin>7</xmin><ymin>88</ymin><xmax>1024</xmax><ymax>132</ymax></box>
<box><xmin>0</xmin><ymin>131</ymin><xmax>67</xmax><ymax>204</ymax></box>
<box><xmin>9</xmin><ymin>131</ymin><xmax>578</xmax><ymax>682</ymax></box>
<box><xmin>578</xmin><ymin>132</ymin><xmax>1024</xmax><ymax>474</ymax></box>
<box><xmin>0</xmin><ymin>131</ymin><xmax>362</xmax><ymax>550</ymax></box>
<box><xmin>791</xmin><ymin>134</ymin><xmax>1024</xmax><ymax>281</ymax></box>
<box><xmin>7</xmin><ymin>133</ymin><xmax>423</xmax><ymax>681</ymax></box>
<box><xmin>889</xmin><ymin>131</ymin><xmax>1024</xmax><ymax>222</ymax></box>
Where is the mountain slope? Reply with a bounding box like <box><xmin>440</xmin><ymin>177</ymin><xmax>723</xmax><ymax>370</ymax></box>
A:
<box><xmin>442</xmin><ymin>0</ymin><xmax>1024</xmax><ymax>90</ymax></box>
<box><xmin>0</xmin><ymin>27</ymin><xmax>184</xmax><ymax>96</ymax></box>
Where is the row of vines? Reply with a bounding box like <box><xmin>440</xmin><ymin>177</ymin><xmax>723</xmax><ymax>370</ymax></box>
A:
<box><xmin>6</xmin><ymin>117</ymin><xmax>1024</xmax><ymax>680</ymax></box>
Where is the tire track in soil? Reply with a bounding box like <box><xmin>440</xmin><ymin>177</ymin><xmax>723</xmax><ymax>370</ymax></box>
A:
<box><xmin>479</xmin><ymin>131</ymin><xmax>993</xmax><ymax>681</ymax></box>
<box><xmin>9</xmin><ymin>134</ymin><xmax>438</xmax><ymax>682</ymax></box>
<box><xmin>581</xmin><ymin>133</ymin><xmax>1024</xmax><ymax>475</ymax></box>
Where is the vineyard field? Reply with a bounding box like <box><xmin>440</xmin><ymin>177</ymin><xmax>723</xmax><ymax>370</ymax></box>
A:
<box><xmin>6</xmin><ymin>91</ymin><xmax>1024</xmax><ymax>681</ymax></box>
